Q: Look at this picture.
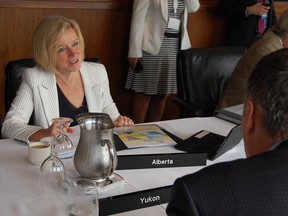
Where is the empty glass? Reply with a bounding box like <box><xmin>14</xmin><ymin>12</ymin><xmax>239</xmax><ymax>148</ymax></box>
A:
<box><xmin>67</xmin><ymin>178</ymin><xmax>99</xmax><ymax>216</ymax></box>
<box><xmin>51</xmin><ymin>117</ymin><xmax>74</xmax><ymax>158</ymax></box>
<box><xmin>40</xmin><ymin>136</ymin><xmax>66</xmax><ymax>196</ymax></box>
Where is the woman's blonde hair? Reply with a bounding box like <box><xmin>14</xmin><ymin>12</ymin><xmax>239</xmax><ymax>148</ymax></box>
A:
<box><xmin>32</xmin><ymin>15</ymin><xmax>85</xmax><ymax>73</ymax></box>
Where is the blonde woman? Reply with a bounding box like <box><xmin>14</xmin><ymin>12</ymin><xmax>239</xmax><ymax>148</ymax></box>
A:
<box><xmin>2</xmin><ymin>15</ymin><xmax>133</xmax><ymax>143</ymax></box>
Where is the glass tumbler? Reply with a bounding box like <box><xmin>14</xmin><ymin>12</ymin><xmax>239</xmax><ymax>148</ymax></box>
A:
<box><xmin>66</xmin><ymin>178</ymin><xmax>99</xmax><ymax>216</ymax></box>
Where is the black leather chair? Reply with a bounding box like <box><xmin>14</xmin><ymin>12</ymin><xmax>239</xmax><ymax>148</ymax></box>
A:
<box><xmin>5</xmin><ymin>59</ymin><xmax>35</xmax><ymax>113</ymax></box>
<box><xmin>174</xmin><ymin>47</ymin><xmax>246</xmax><ymax>118</ymax></box>
<box><xmin>4</xmin><ymin>57</ymin><xmax>100</xmax><ymax>114</ymax></box>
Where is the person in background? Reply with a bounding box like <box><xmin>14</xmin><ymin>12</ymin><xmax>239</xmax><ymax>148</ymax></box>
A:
<box><xmin>125</xmin><ymin>0</ymin><xmax>200</xmax><ymax>123</ymax></box>
<box><xmin>167</xmin><ymin>48</ymin><xmax>288</xmax><ymax>216</ymax></box>
<box><xmin>1</xmin><ymin>15</ymin><xmax>133</xmax><ymax>143</ymax></box>
<box><xmin>216</xmin><ymin>9</ymin><xmax>288</xmax><ymax>109</ymax></box>
<box><xmin>219</xmin><ymin>0</ymin><xmax>276</xmax><ymax>48</ymax></box>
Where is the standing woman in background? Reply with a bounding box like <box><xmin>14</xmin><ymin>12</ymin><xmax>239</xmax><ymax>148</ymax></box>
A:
<box><xmin>125</xmin><ymin>0</ymin><xmax>200</xmax><ymax>123</ymax></box>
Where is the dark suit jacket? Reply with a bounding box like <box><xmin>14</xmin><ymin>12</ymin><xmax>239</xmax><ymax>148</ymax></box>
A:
<box><xmin>219</xmin><ymin>0</ymin><xmax>276</xmax><ymax>48</ymax></box>
<box><xmin>166</xmin><ymin>140</ymin><xmax>288</xmax><ymax>216</ymax></box>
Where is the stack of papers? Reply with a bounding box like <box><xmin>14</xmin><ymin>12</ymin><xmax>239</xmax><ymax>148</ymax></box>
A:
<box><xmin>215</xmin><ymin>104</ymin><xmax>243</xmax><ymax>124</ymax></box>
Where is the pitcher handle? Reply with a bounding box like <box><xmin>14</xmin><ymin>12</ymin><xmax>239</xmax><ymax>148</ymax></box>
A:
<box><xmin>103</xmin><ymin>139</ymin><xmax>117</xmax><ymax>176</ymax></box>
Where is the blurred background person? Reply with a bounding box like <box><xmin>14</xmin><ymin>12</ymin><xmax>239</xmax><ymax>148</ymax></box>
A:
<box><xmin>219</xmin><ymin>0</ymin><xmax>276</xmax><ymax>48</ymax></box>
<box><xmin>125</xmin><ymin>0</ymin><xmax>200</xmax><ymax>123</ymax></box>
<box><xmin>217</xmin><ymin>9</ymin><xmax>288</xmax><ymax>109</ymax></box>
<box><xmin>1</xmin><ymin>15</ymin><xmax>133</xmax><ymax>143</ymax></box>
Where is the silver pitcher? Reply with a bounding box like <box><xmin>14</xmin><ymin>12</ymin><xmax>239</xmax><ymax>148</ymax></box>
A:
<box><xmin>74</xmin><ymin>113</ymin><xmax>118</xmax><ymax>186</ymax></box>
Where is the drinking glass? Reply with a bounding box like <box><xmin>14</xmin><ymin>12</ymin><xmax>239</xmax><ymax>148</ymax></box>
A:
<box><xmin>51</xmin><ymin>117</ymin><xmax>74</xmax><ymax>158</ymax></box>
<box><xmin>67</xmin><ymin>178</ymin><xmax>99</xmax><ymax>216</ymax></box>
<box><xmin>40</xmin><ymin>136</ymin><xmax>66</xmax><ymax>195</ymax></box>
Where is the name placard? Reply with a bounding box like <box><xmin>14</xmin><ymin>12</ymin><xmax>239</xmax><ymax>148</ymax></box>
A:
<box><xmin>116</xmin><ymin>153</ymin><xmax>207</xmax><ymax>170</ymax></box>
<box><xmin>99</xmin><ymin>185</ymin><xmax>172</xmax><ymax>216</ymax></box>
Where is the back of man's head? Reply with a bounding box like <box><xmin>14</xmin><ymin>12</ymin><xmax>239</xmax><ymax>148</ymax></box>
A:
<box><xmin>246</xmin><ymin>48</ymin><xmax>288</xmax><ymax>139</ymax></box>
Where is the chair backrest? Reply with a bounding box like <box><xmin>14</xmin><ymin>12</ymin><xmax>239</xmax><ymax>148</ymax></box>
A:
<box><xmin>5</xmin><ymin>58</ymin><xmax>36</xmax><ymax>113</ymax></box>
<box><xmin>4</xmin><ymin>57</ymin><xmax>100</xmax><ymax>114</ymax></box>
<box><xmin>176</xmin><ymin>47</ymin><xmax>246</xmax><ymax>117</ymax></box>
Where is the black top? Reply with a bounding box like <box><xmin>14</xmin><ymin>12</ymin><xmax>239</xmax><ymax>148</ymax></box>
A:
<box><xmin>57</xmin><ymin>85</ymin><xmax>88</xmax><ymax>126</ymax></box>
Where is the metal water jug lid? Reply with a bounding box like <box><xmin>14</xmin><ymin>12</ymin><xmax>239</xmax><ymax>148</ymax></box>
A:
<box><xmin>76</xmin><ymin>113</ymin><xmax>114</xmax><ymax>130</ymax></box>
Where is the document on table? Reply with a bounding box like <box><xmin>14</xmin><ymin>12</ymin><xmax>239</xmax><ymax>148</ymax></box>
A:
<box><xmin>113</xmin><ymin>124</ymin><xmax>177</xmax><ymax>149</ymax></box>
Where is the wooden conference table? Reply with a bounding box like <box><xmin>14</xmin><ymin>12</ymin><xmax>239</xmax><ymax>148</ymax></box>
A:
<box><xmin>0</xmin><ymin>117</ymin><xmax>246</xmax><ymax>215</ymax></box>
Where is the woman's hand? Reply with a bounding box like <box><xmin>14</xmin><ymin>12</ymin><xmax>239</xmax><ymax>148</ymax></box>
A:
<box><xmin>28</xmin><ymin>123</ymin><xmax>74</xmax><ymax>142</ymax></box>
<box><xmin>114</xmin><ymin>115</ymin><xmax>134</xmax><ymax>127</ymax></box>
<box><xmin>128</xmin><ymin>58</ymin><xmax>139</xmax><ymax>69</ymax></box>
<box><xmin>247</xmin><ymin>3</ymin><xmax>270</xmax><ymax>16</ymax></box>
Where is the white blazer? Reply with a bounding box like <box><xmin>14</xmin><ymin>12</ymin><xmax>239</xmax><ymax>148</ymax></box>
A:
<box><xmin>1</xmin><ymin>62</ymin><xmax>120</xmax><ymax>143</ymax></box>
<box><xmin>128</xmin><ymin>0</ymin><xmax>200</xmax><ymax>57</ymax></box>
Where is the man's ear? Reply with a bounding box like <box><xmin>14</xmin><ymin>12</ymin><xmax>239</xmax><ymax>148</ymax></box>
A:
<box><xmin>245</xmin><ymin>99</ymin><xmax>255</xmax><ymax>131</ymax></box>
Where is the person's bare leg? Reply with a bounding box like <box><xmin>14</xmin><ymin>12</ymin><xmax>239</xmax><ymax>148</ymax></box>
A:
<box><xmin>145</xmin><ymin>95</ymin><xmax>168</xmax><ymax>122</ymax></box>
<box><xmin>131</xmin><ymin>93</ymin><xmax>151</xmax><ymax>123</ymax></box>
